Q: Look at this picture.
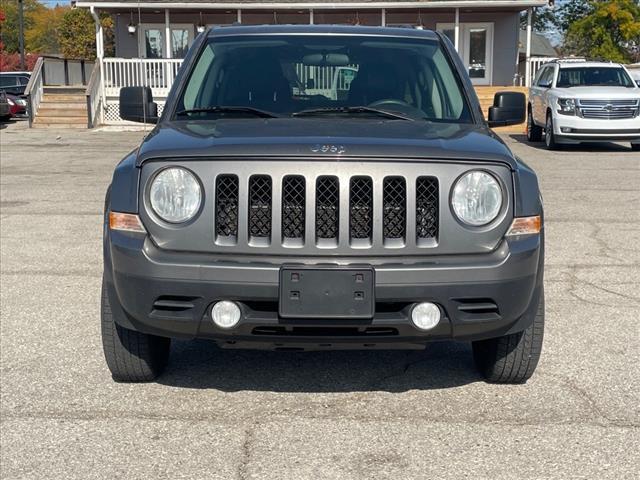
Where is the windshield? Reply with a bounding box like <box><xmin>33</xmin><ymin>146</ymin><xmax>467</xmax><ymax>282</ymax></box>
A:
<box><xmin>556</xmin><ymin>67</ymin><xmax>635</xmax><ymax>88</ymax></box>
<box><xmin>175</xmin><ymin>35</ymin><xmax>472</xmax><ymax>122</ymax></box>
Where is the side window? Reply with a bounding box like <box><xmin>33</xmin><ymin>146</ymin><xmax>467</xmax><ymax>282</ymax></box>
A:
<box><xmin>537</xmin><ymin>67</ymin><xmax>553</xmax><ymax>88</ymax></box>
<box><xmin>533</xmin><ymin>67</ymin><xmax>546</xmax><ymax>87</ymax></box>
<box><xmin>19</xmin><ymin>76</ymin><xmax>30</xmax><ymax>85</ymax></box>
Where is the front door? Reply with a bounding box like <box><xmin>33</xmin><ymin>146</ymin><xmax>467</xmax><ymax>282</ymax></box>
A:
<box><xmin>437</xmin><ymin>22</ymin><xmax>494</xmax><ymax>86</ymax></box>
<box><xmin>139</xmin><ymin>24</ymin><xmax>194</xmax><ymax>58</ymax></box>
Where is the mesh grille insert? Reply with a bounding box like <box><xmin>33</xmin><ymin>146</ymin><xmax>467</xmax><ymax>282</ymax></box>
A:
<box><xmin>282</xmin><ymin>175</ymin><xmax>305</xmax><ymax>239</ymax></box>
<box><xmin>316</xmin><ymin>176</ymin><xmax>339</xmax><ymax>239</ymax></box>
<box><xmin>215</xmin><ymin>174</ymin><xmax>239</xmax><ymax>237</ymax></box>
<box><xmin>383</xmin><ymin>177</ymin><xmax>406</xmax><ymax>239</ymax></box>
<box><xmin>248</xmin><ymin>175</ymin><xmax>272</xmax><ymax>238</ymax></box>
<box><xmin>416</xmin><ymin>177</ymin><xmax>438</xmax><ymax>239</ymax></box>
<box><xmin>350</xmin><ymin>177</ymin><xmax>373</xmax><ymax>240</ymax></box>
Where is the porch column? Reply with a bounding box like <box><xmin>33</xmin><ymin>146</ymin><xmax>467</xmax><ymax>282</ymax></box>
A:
<box><xmin>525</xmin><ymin>7</ymin><xmax>533</xmax><ymax>87</ymax></box>
<box><xmin>165</xmin><ymin>10</ymin><xmax>172</xmax><ymax>59</ymax></box>
<box><xmin>237</xmin><ymin>9</ymin><xmax>242</xmax><ymax>24</ymax></box>
<box><xmin>90</xmin><ymin>6</ymin><xmax>105</xmax><ymax>125</ymax></box>
<box><xmin>309</xmin><ymin>9</ymin><xmax>314</xmax><ymax>25</ymax></box>
<box><xmin>454</xmin><ymin>8</ymin><xmax>460</xmax><ymax>52</ymax></box>
<box><xmin>381</xmin><ymin>8</ymin><xmax>386</xmax><ymax>27</ymax></box>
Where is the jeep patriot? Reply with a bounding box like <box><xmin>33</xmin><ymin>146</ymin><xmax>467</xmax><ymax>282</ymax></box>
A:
<box><xmin>103</xmin><ymin>25</ymin><xmax>544</xmax><ymax>384</ymax></box>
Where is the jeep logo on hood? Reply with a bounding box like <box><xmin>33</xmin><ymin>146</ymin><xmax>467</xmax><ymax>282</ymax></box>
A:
<box><xmin>311</xmin><ymin>144</ymin><xmax>346</xmax><ymax>154</ymax></box>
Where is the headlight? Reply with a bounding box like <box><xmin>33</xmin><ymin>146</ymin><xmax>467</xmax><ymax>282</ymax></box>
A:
<box><xmin>557</xmin><ymin>98</ymin><xmax>576</xmax><ymax>115</ymax></box>
<box><xmin>451</xmin><ymin>171</ymin><xmax>503</xmax><ymax>226</ymax></box>
<box><xmin>149</xmin><ymin>167</ymin><xmax>202</xmax><ymax>223</ymax></box>
<box><xmin>7</xmin><ymin>98</ymin><xmax>14</xmax><ymax>106</ymax></box>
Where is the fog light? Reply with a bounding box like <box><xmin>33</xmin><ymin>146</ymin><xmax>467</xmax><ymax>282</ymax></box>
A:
<box><xmin>561</xmin><ymin>127</ymin><xmax>572</xmax><ymax>133</ymax></box>
<box><xmin>411</xmin><ymin>302</ymin><xmax>441</xmax><ymax>330</ymax></box>
<box><xmin>211</xmin><ymin>301</ymin><xmax>241</xmax><ymax>329</ymax></box>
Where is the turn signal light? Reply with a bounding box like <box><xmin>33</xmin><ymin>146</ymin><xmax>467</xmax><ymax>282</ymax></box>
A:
<box><xmin>506</xmin><ymin>215</ymin><xmax>541</xmax><ymax>236</ymax></box>
<box><xmin>109</xmin><ymin>212</ymin><xmax>146</xmax><ymax>233</ymax></box>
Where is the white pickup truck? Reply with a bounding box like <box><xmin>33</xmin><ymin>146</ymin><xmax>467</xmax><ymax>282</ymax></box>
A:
<box><xmin>527</xmin><ymin>60</ymin><xmax>640</xmax><ymax>150</ymax></box>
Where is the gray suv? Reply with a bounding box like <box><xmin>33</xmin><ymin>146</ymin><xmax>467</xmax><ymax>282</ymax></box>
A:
<box><xmin>104</xmin><ymin>25</ymin><xmax>544</xmax><ymax>384</ymax></box>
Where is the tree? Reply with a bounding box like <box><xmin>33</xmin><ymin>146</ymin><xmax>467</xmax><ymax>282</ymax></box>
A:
<box><xmin>0</xmin><ymin>0</ymin><xmax>45</xmax><ymax>54</ymax></box>
<box><xmin>25</xmin><ymin>4</ymin><xmax>68</xmax><ymax>54</ymax></box>
<box><xmin>58</xmin><ymin>8</ymin><xmax>114</xmax><ymax>60</ymax></box>
<box><xmin>564</xmin><ymin>0</ymin><xmax>640</xmax><ymax>62</ymax></box>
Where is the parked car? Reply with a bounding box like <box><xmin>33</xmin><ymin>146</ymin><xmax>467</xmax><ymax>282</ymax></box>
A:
<box><xmin>103</xmin><ymin>25</ymin><xmax>543</xmax><ymax>384</ymax></box>
<box><xmin>0</xmin><ymin>92</ymin><xmax>10</xmax><ymax>120</ymax></box>
<box><xmin>527</xmin><ymin>59</ymin><xmax>640</xmax><ymax>150</ymax></box>
<box><xmin>6</xmin><ymin>93</ymin><xmax>27</xmax><ymax>117</ymax></box>
<box><xmin>0</xmin><ymin>72</ymin><xmax>31</xmax><ymax>96</ymax></box>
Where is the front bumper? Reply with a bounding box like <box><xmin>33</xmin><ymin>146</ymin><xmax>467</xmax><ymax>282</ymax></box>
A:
<box><xmin>105</xmin><ymin>231</ymin><xmax>543</xmax><ymax>350</ymax></box>
<box><xmin>553</xmin><ymin>113</ymin><xmax>640</xmax><ymax>142</ymax></box>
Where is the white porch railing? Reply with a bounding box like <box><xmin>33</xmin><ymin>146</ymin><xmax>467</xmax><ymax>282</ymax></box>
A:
<box><xmin>103</xmin><ymin>58</ymin><xmax>183</xmax><ymax>98</ymax></box>
<box><xmin>24</xmin><ymin>57</ymin><xmax>45</xmax><ymax>128</ymax></box>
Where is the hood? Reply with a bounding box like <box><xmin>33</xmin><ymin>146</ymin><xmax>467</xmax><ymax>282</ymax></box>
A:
<box><xmin>553</xmin><ymin>86</ymin><xmax>640</xmax><ymax>99</ymax></box>
<box><xmin>136</xmin><ymin>118</ymin><xmax>518</xmax><ymax>168</ymax></box>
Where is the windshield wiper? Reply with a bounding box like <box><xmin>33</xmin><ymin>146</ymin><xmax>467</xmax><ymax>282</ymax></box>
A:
<box><xmin>293</xmin><ymin>106</ymin><xmax>415</xmax><ymax>121</ymax></box>
<box><xmin>176</xmin><ymin>106</ymin><xmax>280</xmax><ymax>118</ymax></box>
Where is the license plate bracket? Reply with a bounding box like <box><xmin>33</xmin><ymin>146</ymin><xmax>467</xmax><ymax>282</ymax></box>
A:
<box><xmin>279</xmin><ymin>266</ymin><xmax>375</xmax><ymax>319</ymax></box>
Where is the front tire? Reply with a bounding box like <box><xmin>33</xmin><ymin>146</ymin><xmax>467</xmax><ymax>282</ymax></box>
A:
<box><xmin>527</xmin><ymin>109</ymin><xmax>543</xmax><ymax>142</ymax></box>
<box><xmin>472</xmin><ymin>292</ymin><xmax>544</xmax><ymax>384</ymax></box>
<box><xmin>101</xmin><ymin>279</ymin><xmax>170</xmax><ymax>382</ymax></box>
<box><xmin>544</xmin><ymin>113</ymin><xmax>560</xmax><ymax>150</ymax></box>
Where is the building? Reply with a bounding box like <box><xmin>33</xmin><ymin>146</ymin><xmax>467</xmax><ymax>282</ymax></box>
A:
<box><xmin>39</xmin><ymin>0</ymin><xmax>551</xmax><ymax>126</ymax></box>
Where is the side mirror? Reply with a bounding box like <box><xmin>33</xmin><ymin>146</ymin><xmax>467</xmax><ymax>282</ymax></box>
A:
<box><xmin>488</xmin><ymin>91</ymin><xmax>526</xmax><ymax>128</ymax></box>
<box><xmin>119</xmin><ymin>86</ymin><xmax>158</xmax><ymax>124</ymax></box>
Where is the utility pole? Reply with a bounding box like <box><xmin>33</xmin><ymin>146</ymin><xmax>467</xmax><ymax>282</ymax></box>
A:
<box><xmin>18</xmin><ymin>0</ymin><xmax>25</xmax><ymax>70</ymax></box>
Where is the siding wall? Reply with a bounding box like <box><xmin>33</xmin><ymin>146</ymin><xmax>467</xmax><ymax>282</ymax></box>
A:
<box><xmin>113</xmin><ymin>9</ymin><xmax>520</xmax><ymax>86</ymax></box>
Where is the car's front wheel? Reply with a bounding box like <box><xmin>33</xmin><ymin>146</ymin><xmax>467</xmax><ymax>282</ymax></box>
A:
<box><xmin>101</xmin><ymin>278</ymin><xmax>170</xmax><ymax>382</ymax></box>
<box><xmin>544</xmin><ymin>113</ymin><xmax>560</xmax><ymax>150</ymax></box>
<box><xmin>472</xmin><ymin>292</ymin><xmax>544</xmax><ymax>384</ymax></box>
<box><xmin>527</xmin><ymin>109</ymin><xmax>543</xmax><ymax>142</ymax></box>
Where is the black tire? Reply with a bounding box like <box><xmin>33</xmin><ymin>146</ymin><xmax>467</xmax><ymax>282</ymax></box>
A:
<box><xmin>526</xmin><ymin>108</ymin><xmax>543</xmax><ymax>142</ymax></box>
<box><xmin>631</xmin><ymin>143</ymin><xmax>640</xmax><ymax>151</ymax></box>
<box><xmin>544</xmin><ymin>113</ymin><xmax>560</xmax><ymax>150</ymax></box>
<box><xmin>101</xmin><ymin>278</ymin><xmax>170</xmax><ymax>382</ymax></box>
<box><xmin>472</xmin><ymin>292</ymin><xmax>544</xmax><ymax>384</ymax></box>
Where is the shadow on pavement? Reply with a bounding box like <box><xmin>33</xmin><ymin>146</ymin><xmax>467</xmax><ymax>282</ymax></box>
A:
<box><xmin>158</xmin><ymin>340</ymin><xmax>482</xmax><ymax>392</ymax></box>
<box><xmin>508</xmin><ymin>134</ymin><xmax>635</xmax><ymax>152</ymax></box>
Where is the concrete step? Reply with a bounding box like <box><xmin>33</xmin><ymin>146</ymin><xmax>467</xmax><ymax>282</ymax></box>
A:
<box><xmin>39</xmin><ymin>102</ymin><xmax>87</xmax><ymax>109</ymax></box>
<box><xmin>34</xmin><ymin>116</ymin><xmax>87</xmax><ymax>124</ymax></box>
<box><xmin>43</xmin><ymin>86</ymin><xmax>86</xmax><ymax>95</ymax></box>
<box><xmin>32</xmin><ymin>122</ymin><xmax>87</xmax><ymax>129</ymax></box>
<box><xmin>38</xmin><ymin>109</ymin><xmax>88</xmax><ymax>117</ymax></box>
<box><xmin>41</xmin><ymin>94</ymin><xmax>86</xmax><ymax>103</ymax></box>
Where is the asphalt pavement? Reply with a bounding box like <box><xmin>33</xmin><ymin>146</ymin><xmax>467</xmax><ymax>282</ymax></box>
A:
<box><xmin>1</xmin><ymin>119</ymin><xmax>638</xmax><ymax>479</ymax></box>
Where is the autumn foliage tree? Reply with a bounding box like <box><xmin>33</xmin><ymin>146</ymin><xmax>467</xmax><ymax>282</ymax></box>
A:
<box><xmin>564</xmin><ymin>0</ymin><xmax>640</xmax><ymax>63</ymax></box>
<box><xmin>58</xmin><ymin>8</ymin><xmax>114</xmax><ymax>60</ymax></box>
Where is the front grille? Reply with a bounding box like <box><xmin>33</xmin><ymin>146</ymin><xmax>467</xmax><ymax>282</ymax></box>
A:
<box><xmin>215</xmin><ymin>174</ymin><xmax>239</xmax><ymax>237</ymax></box>
<box><xmin>578</xmin><ymin>99</ymin><xmax>639</xmax><ymax>120</ymax></box>
<box><xmin>416</xmin><ymin>177</ymin><xmax>438</xmax><ymax>239</ymax></box>
<box><xmin>282</xmin><ymin>175</ymin><xmax>305</xmax><ymax>239</ymax></box>
<box><xmin>350</xmin><ymin>177</ymin><xmax>373</xmax><ymax>240</ymax></box>
<box><xmin>213</xmin><ymin>172</ymin><xmax>441</xmax><ymax>249</ymax></box>
<box><xmin>316</xmin><ymin>176</ymin><xmax>339</xmax><ymax>240</ymax></box>
<box><xmin>383</xmin><ymin>177</ymin><xmax>406</xmax><ymax>240</ymax></box>
<box><xmin>248</xmin><ymin>175</ymin><xmax>272</xmax><ymax>238</ymax></box>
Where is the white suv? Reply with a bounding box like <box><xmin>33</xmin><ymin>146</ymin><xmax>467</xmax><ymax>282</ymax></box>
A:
<box><xmin>527</xmin><ymin>60</ymin><xmax>640</xmax><ymax>151</ymax></box>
